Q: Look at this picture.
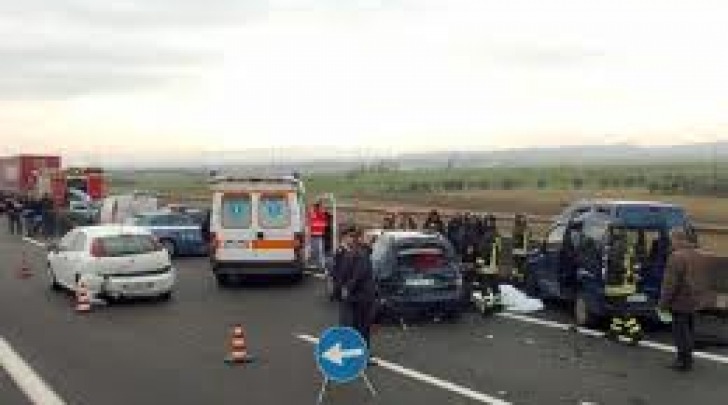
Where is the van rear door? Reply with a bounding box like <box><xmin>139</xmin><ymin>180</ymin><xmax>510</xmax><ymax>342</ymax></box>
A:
<box><xmin>215</xmin><ymin>193</ymin><xmax>256</xmax><ymax>262</ymax></box>
<box><xmin>253</xmin><ymin>192</ymin><xmax>297</xmax><ymax>262</ymax></box>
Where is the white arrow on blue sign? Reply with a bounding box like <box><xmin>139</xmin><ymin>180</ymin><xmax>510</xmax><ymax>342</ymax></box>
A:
<box><xmin>315</xmin><ymin>327</ymin><xmax>369</xmax><ymax>383</ymax></box>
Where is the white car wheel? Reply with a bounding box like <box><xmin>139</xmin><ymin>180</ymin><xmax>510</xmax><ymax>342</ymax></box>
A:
<box><xmin>47</xmin><ymin>263</ymin><xmax>63</xmax><ymax>292</ymax></box>
<box><xmin>161</xmin><ymin>240</ymin><xmax>176</xmax><ymax>257</ymax></box>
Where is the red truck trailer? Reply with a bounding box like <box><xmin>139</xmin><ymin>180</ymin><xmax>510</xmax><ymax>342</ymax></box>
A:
<box><xmin>0</xmin><ymin>155</ymin><xmax>61</xmax><ymax>197</ymax></box>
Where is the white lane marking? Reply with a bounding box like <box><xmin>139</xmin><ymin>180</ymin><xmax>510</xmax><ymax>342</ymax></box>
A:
<box><xmin>295</xmin><ymin>334</ymin><xmax>511</xmax><ymax>405</ymax></box>
<box><xmin>0</xmin><ymin>336</ymin><xmax>66</xmax><ymax>405</ymax></box>
<box><xmin>22</xmin><ymin>237</ymin><xmax>46</xmax><ymax>248</ymax></box>
<box><xmin>496</xmin><ymin>312</ymin><xmax>728</xmax><ymax>365</ymax></box>
<box><xmin>303</xmin><ymin>271</ymin><xmax>326</xmax><ymax>280</ymax></box>
<box><xmin>304</xmin><ymin>274</ymin><xmax>728</xmax><ymax>364</ymax></box>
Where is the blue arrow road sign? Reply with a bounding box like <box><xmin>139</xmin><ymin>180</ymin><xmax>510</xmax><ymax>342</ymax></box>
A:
<box><xmin>315</xmin><ymin>327</ymin><xmax>369</xmax><ymax>383</ymax></box>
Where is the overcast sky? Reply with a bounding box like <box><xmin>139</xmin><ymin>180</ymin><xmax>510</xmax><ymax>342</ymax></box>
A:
<box><xmin>2</xmin><ymin>0</ymin><xmax>728</xmax><ymax>161</ymax></box>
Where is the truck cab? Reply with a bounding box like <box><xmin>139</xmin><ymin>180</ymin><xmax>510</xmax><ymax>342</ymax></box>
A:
<box><xmin>528</xmin><ymin>201</ymin><xmax>693</xmax><ymax>326</ymax></box>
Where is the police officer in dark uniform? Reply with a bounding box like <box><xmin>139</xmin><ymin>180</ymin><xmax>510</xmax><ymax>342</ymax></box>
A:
<box><xmin>446</xmin><ymin>214</ymin><xmax>462</xmax><ymax>254</ymax></box>
<box><xmin>423</xmin><ymin>209</ymin><xmax>445</xmax><ymax>235</ymax></box>
<box><xmin>382</xmin><ymin>212</ymin><xmax>396</xmax><ymax>230</ymax></box>
<box><xmin>338</xmin><ymin>224</ymin><xmax>377</xmax><ymax>354</ymax></box>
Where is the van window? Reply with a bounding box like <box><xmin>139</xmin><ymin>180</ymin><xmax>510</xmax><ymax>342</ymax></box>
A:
<box><xmin>547</xmin><ymin>225</ymin><xmax>566</xmax><ymax>244</ymax></box>
<box><xmin>258</xmin><ymin>194</ymin><xmax>291</xmax><ymax>229</ymax></box>
<box><xmin>222</xmin><ymin>195</ymin><xmax>252</xmax><ymax>229</ymax></box>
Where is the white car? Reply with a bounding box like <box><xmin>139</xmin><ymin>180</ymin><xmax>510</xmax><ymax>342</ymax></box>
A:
<box><xmin>47</xmin><ymin>225</ymin><xmax>176</xmax><ymax>301</ymax></box>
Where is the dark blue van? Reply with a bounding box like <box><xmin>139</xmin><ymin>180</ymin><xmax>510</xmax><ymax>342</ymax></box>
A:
<box><xmin>527</xmin><ymin>200</ymin><xmax>694</xmax><ymax>328</ymax></box>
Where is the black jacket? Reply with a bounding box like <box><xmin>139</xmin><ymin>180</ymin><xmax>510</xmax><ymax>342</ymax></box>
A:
<box><xmin>340</xmin><ymin>246</ymin><xmax>376</xmax><ymax>305</ymax></box>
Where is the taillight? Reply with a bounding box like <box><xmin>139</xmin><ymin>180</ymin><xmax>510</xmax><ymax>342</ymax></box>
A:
<box><xmin>294</xmin><ymin>232</ymin><xmax>304</xmax><ymax>262</ymax></box>
<box><xmin>90</xmin><ymin>238</ymin><xmax>106</xmax><ymax>258</ymax></box>
<box><xmin>210</xmin><ymin>232</ymin><xmax>220</xmax><ymax>251</ymax></box>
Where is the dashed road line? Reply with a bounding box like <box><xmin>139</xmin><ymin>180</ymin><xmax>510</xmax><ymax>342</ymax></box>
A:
<box><xmin>295</xmin><ymin>333</ymin><xmax>511</xmax><ymax>405</ymax></box>
<box><xmin>496</xmin><ymin>312</ymin><xmax>728</xmax><ymax>365</ymax></box>
<box><xmin>0</xmin><ymin>337</ymin><xmax>66</xmax><ymax>405</ymax></box>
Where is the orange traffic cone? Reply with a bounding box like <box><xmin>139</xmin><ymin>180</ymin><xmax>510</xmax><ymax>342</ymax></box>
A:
<box><xmin>17</xmin><ymin>250</ymin><xmax>32</xmax><ymax>279</ymax></box>
<box><xmin>75</xmin><ymin>281</ymin><xmax>92</xmax><ymax>313</ymax></box>
<box><xmin>224</xmin><ymin>324</ymin><xmax>255</xmax><ymax>364</ymax></box>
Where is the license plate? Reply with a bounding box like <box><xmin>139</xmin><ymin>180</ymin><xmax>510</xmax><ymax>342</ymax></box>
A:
<box><xmin>405</xmin><ymin>278</ymin><xmax>435</xmax><ymax>287</ymax></box>
<box><xmin>627</xmin><ymin>293</ymin><xmax>647</xmax><ymax>303</ymax></box>
<box><xmin>125</xmin><ymin>282</ymin><xmax>154</xmax><ymax>291</ymax></box>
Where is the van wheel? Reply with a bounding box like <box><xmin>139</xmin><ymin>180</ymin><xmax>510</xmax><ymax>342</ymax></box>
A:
<box><xmin>159</xmin><ymin>291</ymin><xmax>172</xmax><ymax>301</ymax></box>
<box><xmin>575</xmin><ymin>293</ymin><xmax>596</xmax><ymax>327</ymax></box>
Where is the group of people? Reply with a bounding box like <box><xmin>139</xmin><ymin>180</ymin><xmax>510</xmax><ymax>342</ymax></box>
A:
<box><xmin>382</xmin><ymin>209</ymin><xmax>531</xmax><ymax>270</ymax></box>
<box><xmin>2</xmin><ymin>194</ymin><xmax>56</xmax><ymax>237</ymax></box>
<box><xmin>374</xmin><ymin>208</ymin><xmax>708</xmax><ymax>373</ymax></box>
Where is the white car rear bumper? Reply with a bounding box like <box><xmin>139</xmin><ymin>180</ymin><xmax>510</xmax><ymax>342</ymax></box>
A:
<box><xmin>101</xmin><ymin>269</ymin><xmax>176</xmax><ymax>298</ymax></box>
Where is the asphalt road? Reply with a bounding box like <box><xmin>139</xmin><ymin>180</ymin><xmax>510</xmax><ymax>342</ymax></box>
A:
<box><xmin>3</xmin><ymin>224</ymin><xmax>728</xmax><ymax>405</ymax></box>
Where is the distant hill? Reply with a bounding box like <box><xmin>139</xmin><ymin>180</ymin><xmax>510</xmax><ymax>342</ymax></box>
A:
<box><xmin>96</xmin><ymin>141</ymin><xmax>728</xmax><ymax>171</ymax></box>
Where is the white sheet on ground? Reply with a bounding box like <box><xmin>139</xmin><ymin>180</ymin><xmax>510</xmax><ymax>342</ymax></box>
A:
<box><xmin>498</xmin><ymin>284</ymin><xmax>544</xmax><ymax>313</ymax></box>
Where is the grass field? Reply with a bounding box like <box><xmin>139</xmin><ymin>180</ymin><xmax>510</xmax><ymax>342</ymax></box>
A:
<box><xmin>108</xmin><ymin>163</ymin><xmax>728</xmax><ymax>252</ymax></box>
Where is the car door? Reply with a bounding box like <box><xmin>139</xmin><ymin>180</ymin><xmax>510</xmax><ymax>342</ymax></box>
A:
<box><xmin>64</xmin><ymin>232</ymin><xmax>89</xmax><ymax>284</ymax></box>
<box><xmin>255</xmin><ymin>193</ymin><xmax>295</xmax><ymax>262</ymax></box>
<box><xmin>50</xmin><ymin>230</ymin><xmax>80</xmax><ymax>287</ymax></box>
<box><xmin>215</xmin><ymin>192</ymin><xmax>256</xmax><ymax>262</ymax></box>
<box><xmin>533</xmin><ymin>224</ymin><xmax>567</xmax><ymax>298</ymax></box>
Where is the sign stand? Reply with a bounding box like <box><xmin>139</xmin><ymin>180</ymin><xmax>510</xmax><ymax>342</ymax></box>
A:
<box><xmin>317</xmin><ymin>373</ymin><xmax>377</xmax><ymax>405</ymax></box>
<box><xmin>314</xmin><ymin>327</ymin><xmax>377</xmax><ymax>404</ymax></box>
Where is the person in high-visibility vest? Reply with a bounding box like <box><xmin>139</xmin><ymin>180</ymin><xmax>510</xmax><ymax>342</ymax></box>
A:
<box><xmin>511</xmin><ymin>213</ymin><xmax>531</xmax><ymax>282</ymax></box>
<box><xmin>308</xmin><ymin>201</ymin><xmax>328</xmax><ymax>270</ymax></box>
<box><xmin>472</xmin><ymin>214</ymin><xmax>502</xmax><ymax>311</ymax></box>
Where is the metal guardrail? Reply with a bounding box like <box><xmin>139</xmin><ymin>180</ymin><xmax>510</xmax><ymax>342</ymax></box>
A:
<box><xmin>160</xmin><ymin>194</ymin><xmax>728</xmax><ymax>236</ymax></box>
<box><xmin>335</xmin><ymin>203</ymin><xmax>728</xmax><ymax>236</ymax></box>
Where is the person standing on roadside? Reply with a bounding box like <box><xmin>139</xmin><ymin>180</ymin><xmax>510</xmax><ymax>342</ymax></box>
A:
<box><xmin>40</xmin><ymin>193</ymin><xmax>54</xmax><ymax>238</ymax></box>
<box><xmin>659</xmin><ymin>228</ymin><xmax>711</xmax><ymax>372</ymax></box>
<box><xmin>7</xmin><ymin>197</ymin><xmax>22</xmax><ymax>235</ymax></box>
<box><xmin>308</xmin><ymin>200</ymin><xmax>328</xmax><ymax>270</ymax></box>
<box><xmin>338</xmin><ymin>224</ymin><xmax>377</xmax><ymax>357</ymax></box>
<box><xmin>382</xmin><ymin>212</ymin><xmax>396</xmax><ymax>230</ymax></box>
<box><xmin>423</xmin><ymin>209</ymin><xmax>445</xmax><ymax>235</ymax></box>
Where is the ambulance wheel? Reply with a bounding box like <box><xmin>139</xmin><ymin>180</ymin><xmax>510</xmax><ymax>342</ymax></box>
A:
<box><xmin>215</xmin><ymin>273</ymin><xmax>230</xmax><ymax>287</ymax></box>
<box><xmin>574</xmin><ymin>294</ymin><xmax>596</xmax><ymax>327</ymax></box>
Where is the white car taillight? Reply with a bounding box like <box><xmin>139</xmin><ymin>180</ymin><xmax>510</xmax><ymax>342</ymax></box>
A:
<box><xmin>90</xmin><ymin>238</ymin><xmax>106</xmax><ymax>258</ymax></box>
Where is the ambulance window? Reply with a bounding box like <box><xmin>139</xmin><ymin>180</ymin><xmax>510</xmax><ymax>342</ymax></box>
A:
<box><xmin>222</xmin><ymin>195</ymin><xmax>252</xmax><ymax>229</ymax></box>
<box><xmin>258</xmin><ymin>195</ymin><xmax>291</xmax><ymax>229</ymax></box>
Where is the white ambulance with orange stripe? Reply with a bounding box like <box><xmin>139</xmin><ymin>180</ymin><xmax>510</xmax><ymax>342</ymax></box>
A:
<box><xmin>208</xmin><ymin>175</ymin><xmax>307</xmax><ymax>285</ymax></box>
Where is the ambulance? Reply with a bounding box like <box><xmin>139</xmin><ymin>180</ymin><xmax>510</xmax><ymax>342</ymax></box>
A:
<box><xmin>208</xmin><ymin>175</ymin><xmax>308</xmax><ymax>285</ymax></box>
